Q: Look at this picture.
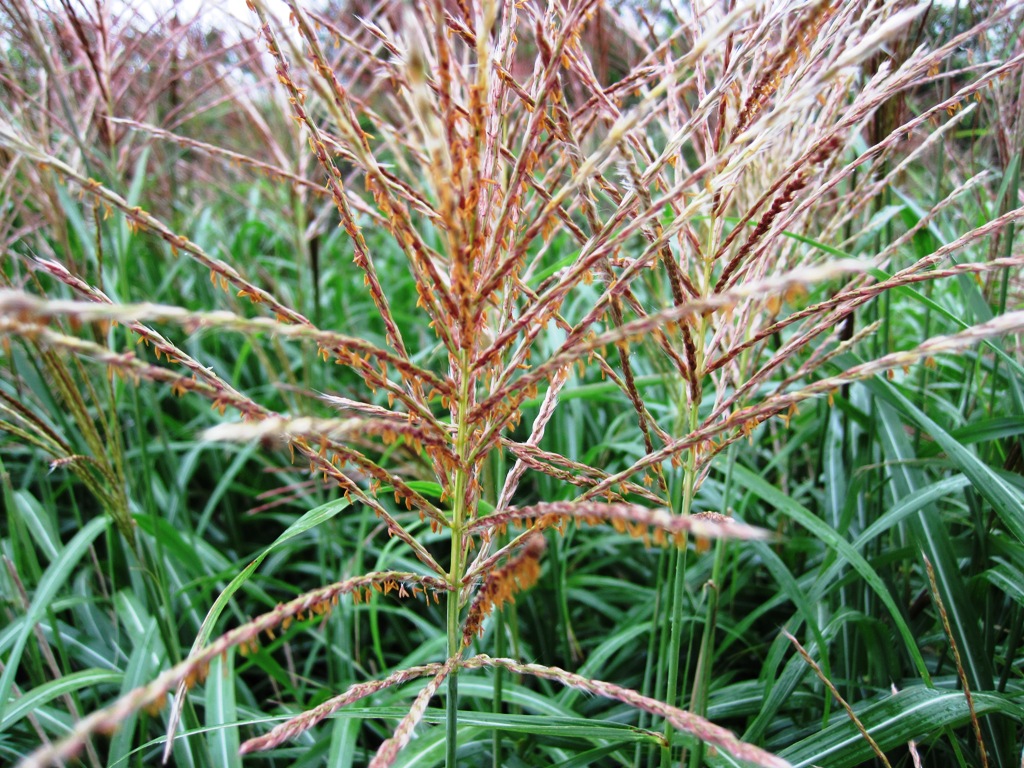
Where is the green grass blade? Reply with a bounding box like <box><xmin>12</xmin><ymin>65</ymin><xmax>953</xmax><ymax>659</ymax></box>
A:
<box><xmin>779</xmin><ymin>687</ymin><xmax>1024</xmax><ymax>768</ymax></box>
<box><xmin>186</xmin><ymin>495</ymin><xmax>352</xmax><ymax>653</ymax></box>
<box><xmin>730</xmin><ymin>464</ymin><xmax>929</xmax><ymax>679</ymax></box>
<box><xmin>863</xmin><ymin>376</ymin><xmax>1024</xmax><ymax>544</ymax></box>
<box><xmin>107</xmin><ymin>615</ymin><xmax>160</xmax><ymax>767</ymax></box>
<box><xmin>0</xmin><ymin>669</ymin><xmax>121</xmax><ymax>734</ymax></box>
<box><xmin>328</xmin><ymin>716</ymin><xmax>361</xmax><ymax>768</ymax></box>
<box><xmin>204</xmin><ymin>653</ymin><xmax>240</xmax><ymax>768</ymax></box>
<box><xmin>0</xmin><ymin>516</ymin><xmax>110</xmax><ymax>723</ymax></box>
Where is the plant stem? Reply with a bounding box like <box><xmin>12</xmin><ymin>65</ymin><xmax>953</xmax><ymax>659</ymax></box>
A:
<box><xmin>445</xmin><ymin>581</ymin><xmax>460</xmax><ymax>768</ymax></box>
<box><xmin>686</xmin><ymin>536</ymin><xmax>726</xmax><ymax>768</ymax></box>
<box><xmin>446</xmin><ymin>350</ymin><xmax>473</xmax><ymax>768</ymax></box>
<box><xmin>663</xmin><ymin>228</ymin><xmax>714</xmax><ymax>764</ymax></box>
<box><xmin>662</xmin><ymin>438</ymin><xmax>697</xmax><ymax>765</ymax></box>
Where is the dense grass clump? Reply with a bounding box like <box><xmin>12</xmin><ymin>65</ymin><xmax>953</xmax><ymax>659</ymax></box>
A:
<box><xmin>1</xmin><ymin>0</ymin><xmax>1023</xmax><ymax>766</ymax></box>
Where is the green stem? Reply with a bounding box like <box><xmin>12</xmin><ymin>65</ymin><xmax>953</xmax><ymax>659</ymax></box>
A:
<box><xmin>446</xmin><ymin>351</ymin><xmax>473</xmax><ymax>768</ymax></box>
<box><xmin>684</xmin><ymin>444</ymin><xmax>738</xmax><ymax>767</ymax></box>
<box><xmin>485</xmin><ymin>445</ymin><xmax>505</xmax><ymax>768</ymax></box>
<box><xmin>637</xmin><ymin>545</ymin><xmax>671</xmax><ymax>768</ymax></box>
<box><xmin>663</xmin><ymin>231</ymin><xmax>713</xmax><ymax>764</ymax></box>
<box><xmin>662</xmin><ymin>449</ymin><xmax>697</xmax><ymax>764</ymax></box>
<box><xmin>685</xmin><ymin>536</ymin><xmax>726</xmax><ymax>768</ymax></box>
<box><xmin>445</xmin><ymin>583</ymin><xmax>460</xmax><ymax>768</ymax></box>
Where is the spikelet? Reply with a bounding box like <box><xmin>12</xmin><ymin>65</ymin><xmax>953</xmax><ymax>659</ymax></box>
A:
<box><xmin>463</xmin><ymin>535</ymin><xmax>546</xmax><ymax>646</ymax></box>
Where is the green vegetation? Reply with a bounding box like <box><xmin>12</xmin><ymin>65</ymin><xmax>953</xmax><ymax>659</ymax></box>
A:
<box><xmin>1</xmin><ymin>1</ymin><xmax>1022</xmax><ymax>766</ymax></box>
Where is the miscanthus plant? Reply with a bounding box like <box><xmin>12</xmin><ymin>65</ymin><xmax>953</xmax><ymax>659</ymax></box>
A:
<box><xmin>1</xmin><ymin>0</ymin><xmax>1023</xmax><ymax>766</ymax></box>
